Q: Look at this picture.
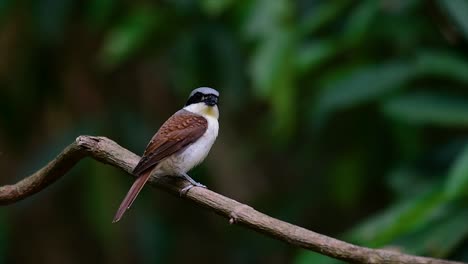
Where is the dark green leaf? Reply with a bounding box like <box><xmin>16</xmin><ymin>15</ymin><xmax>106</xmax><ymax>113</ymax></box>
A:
<box><xmin>200</xmin><ymin>0</ymin><xmax>234</xmax><ymax>16</ymax></box>
<box><xmin>250</xmin><ymin>28</ymin><xmax>297</xmax><ymax>138</ymax></box>
<box><xmin>298</xmin><ymin>0</ymin><xmax>351</xmax><ymax>36</ymax></box>
<box><xmin>99</xmin><ymin>7</ymin><xmax>159</xmax><ymax>69</ymax></box>
<box><xmin>382</xmin><ymin>93</ymin><xmax>468</xmax><ymax>127</ymax></box>
<box><xmin>295</xmin><ymin>250</ymin><xmax>344</xmax><ymax>264</ymax></box>
<box><xmin>342</xmin><ymin>0</ymin><xmax>378</xmax><ymax>46</ymax></box>
<box><xmin>438</xmin><ymin>0</ymin><xmax>468</xmax><ymax>40</ymax></box>
<box><xmin>415</xmin><ymin>51</ymin><xmax>468</xmax><ymax>83</ymax></box>
<box><xmin>242</xmin><ymin>0</ymin><xmax>291</xmax><ymax>41</ymax></box>
<box><xmin>346</xmin><ymin>186</ymin><xmax>445</xmax><ymax>247</ymax></box>
<box><xmin>295</xmin><ymin>39</ymin><xmax>339</xmax><ymax>74</ymax></box>
<box><xmin>315</xmin><ymin>62</ymin><xmax>413</xmax><ymax>114</ymax></box>
<box><xmin>445</xmin><ymin>143</ymin><xmax>468</xmax><ymax>199</ymax></box>
<box><xmin>395</xmin><ymin>206</ymin><xmax>468</xmax><ymax>257</ymax></box>
<box><xmin>250</xmin><ymin>30</ymin><xmax>295</xmax><ymax>98</ymax></box>
<box><xmin>386</xmin><ymin>166</ymin><xmax>426</xmax><ymax>198</ymax></box>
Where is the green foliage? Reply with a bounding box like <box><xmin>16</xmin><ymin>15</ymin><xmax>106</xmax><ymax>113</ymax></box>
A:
<box><xmin>396</xmin><ymin>206</ymin><xmax>468</xmax><ymax>257</ymax></box>
<box><xmin>99</xmin><ymin>7</ymin><xmax>161</xmax><ymax>69</ymax></box>
<box><xmin>299</xmin><ymin>0</ymin><xmax>351</xmax><ymax>35</ymax></box>
<box><xmin>415</xmin><ymin>51</ymin><xmax>468</xmax><ymax>83</ymax></box>
<box><xmin>247</xmin><ymin>0</ymin><xmax>297</xmax><ymax>138</ymax></box>
<box><xmin>382</xmin><ymin>93</ymin><xmax>468</xmax><ymax>126</ymax></box>
<box><xmin>438</xmin><ymin>0</ymin><xmax>468</xmax><ymax>40</ymax></box>
<box><xmin>341</xmin><ymin>1</ymin><xmax>378</xmax><ymax>46</ymax></box>
<box><xmin>445</xmin><ymin>144</ymin><xmax>468</xmax><ymax>199</ymax></box>
<box><xmin>295</xmin><ymin>40</ymin><xmax>339</xmax><ymax>74</ymax></box>
<box><xmin>347</xmin><ymin>186</ymin><xmax>446</xmax><ymax>247</ymax></box>
<box><xmin>200</xmin><ymin>0</ymin><xmax>234</xmax><ymax>16</ymax></box>
<box><xmin>296</xmin><ymin>251</ymin><xmax>342</xmax><ymax>264</ymax></box>
<box><xmin>315</xmin><ymin>62</ymin><xmax>413</xmax><ymax>115</ymax></box>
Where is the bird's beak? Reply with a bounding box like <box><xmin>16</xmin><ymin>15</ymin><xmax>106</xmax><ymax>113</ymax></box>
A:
<box><xmin>205</xmin><ymin>95</ymin><xmax>218</xmax><ymax>106</ymax></box>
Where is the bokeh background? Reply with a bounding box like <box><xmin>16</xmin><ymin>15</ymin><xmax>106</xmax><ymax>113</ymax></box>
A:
<box><xmin>1</xmin><ymin>0</ymin><xmax>468</xmax><ymax>263</ymax></box>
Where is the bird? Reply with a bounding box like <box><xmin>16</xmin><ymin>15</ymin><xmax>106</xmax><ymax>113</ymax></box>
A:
<box><xmin>112</xmin><ymin>87</ymin><xmax>219</xmax><ymax>223</ymax></box>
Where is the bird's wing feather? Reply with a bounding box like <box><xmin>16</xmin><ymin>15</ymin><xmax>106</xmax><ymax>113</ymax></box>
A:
<box><xmin>132</xmin><ymin>110</ymin><xmax>208</xmax><ymax>176</ymax></box>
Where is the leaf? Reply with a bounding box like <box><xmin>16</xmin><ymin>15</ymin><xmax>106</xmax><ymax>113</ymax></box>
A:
<box><xmin>250</xmin><ymin>29</ymin><xmax>295</xmax><ymax>98</ymax></box>
<box><xmin>200</xmin><ymin>0</ymin><xmax>234</xmax><ymax>16</ymax></box>
<box><xmin>342</xmin><ymin>0</ymin><xmax>378</xmax><ymax>46</ymax></box>
<box><xmin>445</xmin><ymin>143</ymin><xmax>468</xmax><ymax>199</ymax></box>
<box><xmin>394</xmin><ymin>206</ymin><xmax>468</xmax><ymax>258</ymax></box>
<box><xmin>382</xmin><ymin>93</ymin><xmax>468</xmax><ymax>127</ymax></box>
<box><xmin>346</xmin><ymin>186</ymin><xmax>446</xmax><ymax>247</ymax></box>
<box><xmin>244</xmin><ymin>0</ymin><xmax>297</xmax><ymax>139</ymax></box>
<box><xmin>438</xmin><ymin>0</ymin><xmax>468</xmax><ymax>41</ymax></box>
<box><xmin>242</xmin><ymin>0</ymin><xmax>291</xmax><ymax>41</ymax></box>
<box><xmin>315</xmin><ymin>62</ymin><xmax>413</xmax><ymax>115</ymax></box>
<box><xmin>295</xmin><ymin>39</ymin><xmax>339</xmax><ymax>74</ymax></box>
<box><xmin>298</xmin><ymin>0</ymin><xmax>351</xmax><ymax>36</ymax></box>
<box><xmin>99</xmin><ymin>7</ymin><xmax>159</xmax><ymax>69</ymax></box>
<box><xmin>295</xmin><ymin>250</ymin><xmax>344</xmax><ymax>264</ymax></box>
<box><xmin>244</xmin><ymin>0</ymin><xmax>295</xmax><ymax>107</ymax></box>
<box><xmin>250</xmin><ymin>29</ymin><xmax>297</xmax><ymax>139</ymax></box>
<box><xmin>415</xmin><ymin>51</ymin><xmax>468</xmax><ymax>84</ymax></box>
<box><xmin>386</xmin><ymin>166</ymin><xmax>426</xmax><ymax>198</ymax></box>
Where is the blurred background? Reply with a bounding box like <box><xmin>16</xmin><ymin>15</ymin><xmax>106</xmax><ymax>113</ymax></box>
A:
<box><xmin>1</xmin><ymin>0</ymin><xmax>468</xmax><ymax>263</ymax></box>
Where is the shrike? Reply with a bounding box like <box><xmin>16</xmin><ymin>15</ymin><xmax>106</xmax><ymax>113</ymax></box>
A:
<box><xmin>113</xmin><ymin>87</ymin><xmax>219</xmax><ymax>223</ymax></box>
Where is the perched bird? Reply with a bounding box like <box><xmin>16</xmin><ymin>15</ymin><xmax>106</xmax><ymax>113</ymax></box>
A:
<box><xmin>113</xmin><ymin>87</ymin><xmax>219</xmax><ymax>223</ymax></box>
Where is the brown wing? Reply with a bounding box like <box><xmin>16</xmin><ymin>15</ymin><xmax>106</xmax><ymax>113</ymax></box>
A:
<box><xmin>132</xmin><ymin>110</ymin><xmax>208</xmax><ymax>176</ymax></box>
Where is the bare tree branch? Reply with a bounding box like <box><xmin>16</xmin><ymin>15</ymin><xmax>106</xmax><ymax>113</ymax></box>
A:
<box><xmin>0</xmin><ymin>136</ymin><xmax>464</xmax><ymax>264</ymax></box>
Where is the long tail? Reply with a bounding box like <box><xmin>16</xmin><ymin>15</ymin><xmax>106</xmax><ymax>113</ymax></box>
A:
<box><xmin>112</xmin><ymin>170</ymin><xmax>152</xmax><ymax>223</ymax></box>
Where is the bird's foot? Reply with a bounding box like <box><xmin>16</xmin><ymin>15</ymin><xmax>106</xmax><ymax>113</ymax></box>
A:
<box><xmin>179</xmin><ymin>182</ymin><xmax>207</xmax><ymax>197</ymax></box>
<box><xmin>177</xmin><ymin>173</ymin><xmax>206</xmax><ymax>197</ymax></box>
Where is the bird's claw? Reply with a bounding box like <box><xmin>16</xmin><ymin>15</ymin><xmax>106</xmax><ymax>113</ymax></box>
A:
<box><xmin>179</xmin><ymin>182</ymin><xmax>207</xmax><ymax>197</ymax></box>
<box><xmin>179</xmin><ymin>182</ymin><xmax>206</xmax><ymax>197</ymax></box>
<box><xmin>176</xmin><ymin>173</ymin><xmax>206</xmax><ymax>196</ymax></box>
<box><xmin>179</xmin><ymin>185</ymin><xmax>193</xmax><ymax>196</ymax></box>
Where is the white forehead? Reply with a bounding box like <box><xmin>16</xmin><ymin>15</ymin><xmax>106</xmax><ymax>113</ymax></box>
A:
<box><xmin>190</xmin><ymin>87</ymin><xmax>219</xmax><ymax>97</ymax></box>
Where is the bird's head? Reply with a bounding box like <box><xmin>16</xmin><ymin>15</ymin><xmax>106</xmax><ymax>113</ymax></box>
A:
<box><xmin>184</xmin><ymin>87</ymin><xmax>219</xmax><ymax>119</ymax></box>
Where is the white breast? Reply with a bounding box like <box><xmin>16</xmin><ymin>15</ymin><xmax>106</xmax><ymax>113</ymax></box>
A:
<box><xmin>176</xmin><ymin>115</ymin><xmax>219</xmax><ymax>172</ymax></box>
<box><xmin>155</xmin><ymin>115</ymin><xmax>219</xmax><ymax>175</ymax></box>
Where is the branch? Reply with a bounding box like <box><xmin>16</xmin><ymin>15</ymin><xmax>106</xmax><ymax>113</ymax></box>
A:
<box><xmin>0</xmin><ymin>136</ymin><xmax>464</xmax><ymax>264</ymax></box>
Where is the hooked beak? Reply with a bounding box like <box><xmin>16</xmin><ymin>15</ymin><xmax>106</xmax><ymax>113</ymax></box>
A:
<box><xmin>205</xmin><ymin>95</ymin><xmax>218</xmax><ymax>106</ymax></box>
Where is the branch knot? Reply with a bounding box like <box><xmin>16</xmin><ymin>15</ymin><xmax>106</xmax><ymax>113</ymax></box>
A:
<box><xmin>229</xmin><ymin>204</ymin><xmax>252</xmax><ymax>225</ymax></box>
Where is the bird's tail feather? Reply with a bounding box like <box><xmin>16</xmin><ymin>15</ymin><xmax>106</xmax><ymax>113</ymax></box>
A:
<box><xmin>112</xmin><ymin>170</ymin><xmax>151</xmax><ymax>223</ymax></box>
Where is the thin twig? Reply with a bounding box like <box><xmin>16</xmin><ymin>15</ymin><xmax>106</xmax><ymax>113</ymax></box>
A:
<box><xmin>0</xmin><ymin>136</ymin><xmax>464</xmax><ymax>264</ymax></box>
